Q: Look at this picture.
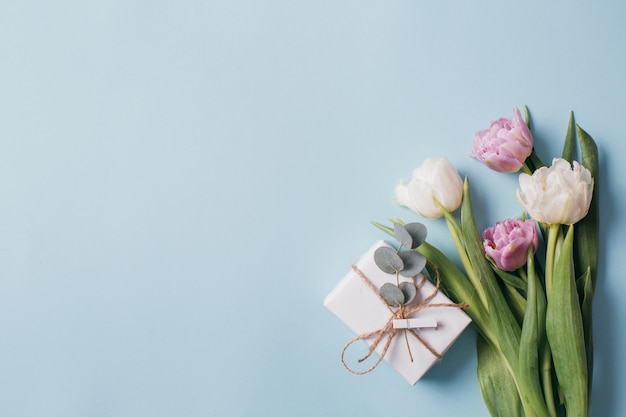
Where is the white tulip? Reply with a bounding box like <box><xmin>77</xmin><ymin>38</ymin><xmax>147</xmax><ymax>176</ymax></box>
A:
<box><xmin>394</xmin><ymin>157</ymin><xmax>464</xmax><ymax>218</ymax></box>
<box><xmin>516</xmin><ymin>158</ymin><xmax>594</xmax><ymax>225</ymax></box>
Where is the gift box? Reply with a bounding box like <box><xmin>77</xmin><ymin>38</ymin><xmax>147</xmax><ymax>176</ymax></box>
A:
<box><xmin>324</xmin><ymin>240</ymin><xmax>472</xmax><ymax>385</ymax></box>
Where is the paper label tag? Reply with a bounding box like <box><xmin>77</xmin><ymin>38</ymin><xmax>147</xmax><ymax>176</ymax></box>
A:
<box><xmin>392</xmin><ymin>318</ymin><xmax>438</xmax><ymax>329</ymax></box>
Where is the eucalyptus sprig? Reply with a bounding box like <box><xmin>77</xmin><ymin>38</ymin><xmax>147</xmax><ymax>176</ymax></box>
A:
<box><xmin>373</xmin><ymin>222</ymin><xmax>427</xmax><ymax>306</ymax></box>
<box><xmin>373</xmin><ymin>222</ymin><xmax>429</xmax><ymax>362</ymax></box>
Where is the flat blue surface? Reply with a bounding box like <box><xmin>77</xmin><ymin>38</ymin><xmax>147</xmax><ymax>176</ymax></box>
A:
<box><xmin>1</xmin><ymin>1</ymin><xmax>624</xmax><ymax>416</ymax></box>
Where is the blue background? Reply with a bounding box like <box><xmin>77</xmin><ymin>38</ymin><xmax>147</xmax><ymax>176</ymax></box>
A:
<box><xmin>1</xmin><ymin>1</ymin><xmax>624</xmax><ymax>416</ymax></box>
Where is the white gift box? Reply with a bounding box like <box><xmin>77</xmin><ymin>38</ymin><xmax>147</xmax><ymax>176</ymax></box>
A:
<box><xmin>324</xmin><ymin>240</ymin><xmax>472</xmax><ymax>385</ymax></box>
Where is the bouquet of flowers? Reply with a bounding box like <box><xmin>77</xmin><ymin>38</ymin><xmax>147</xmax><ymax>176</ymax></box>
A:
<box><xmin>373</xmin><ymin>107</ymin><xmax>599</xmax><ymax>417</ymax></box>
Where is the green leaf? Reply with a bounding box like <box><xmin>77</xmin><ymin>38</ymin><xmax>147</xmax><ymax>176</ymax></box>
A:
<box><xmin>500</xmin><ymin>283</ymin><xmax>526</xmax><ymax>327</ymax></box>
<box><xmin>461</xmin><ymin>178</ymin><xmax>521</xmax><ymax>371</ymax></box>
<box><xmin>373</xmin><ymin>246</ymin><xmax>404</xmax><ymax>274</ymax></box>
<box><xmin>576</xmin><ymin>124</ymin><xmax>599</xmax><ymax>290</ymax></box>
<box><xmin>546</xmin><ymin>224</ymin><xmax>588</xmax><ymax>417</ymax></box>
<box><xmin>371</xmin><ymin>221</ymin><xmax>394</xmax><ymax>236</ymax></box>
<box><xmin>489</xmin><ymin>266</ymin><xmax>527</xmax><ymax>325</ymax></box>
<box><xmin>518</xmin><ymin>249</ymin><xmax>551</xmax><ymax>417</ymax></box>
<box><xmin>379</xmin><ymin>283</ymin><xmax>405</xmax><ymax>306</ymax></box>
<box><xmin>577</xmin><ymin>268</ymin><xmax>594</xmax><ymax>404</ymax></box>
<box><xmin>522</xmin><ymin>105</ymin><xmax>537</xmax><ymax>173</ymax></box>
<box><xmin>398</xmin><ymin>250</ymin><xmax>427</xmax><ymax>277</ymax></box>
<box><xmin>399</xmin><ymin>281</ymin><xmax>417</xmax><ymax>305</ymax></box>
<box><xmin>528</xmin><ymin>148</ymin><xmax>545</xmax><ymax>171</ymax></box>
<box><xmin>562</xmin><ymin>111</ymin><xmax>576</xmax><ymax>163</ymax></box>
<box><xmin>523</xmin><ymin>104</ymin><xmax>531</xmax><ymax>129</ymax></box>
<box><xmin>575</xmin><ymin>125</ymin><xmax>599</xmax><ymax>403</ymax></box>
<box><xmin>477</xmin><ymin>335</ymin><xmax>525</xmax><ymax>417</ymax></box>
<box><xmin>404</xmin><ymin>222</ymin><xmax>427</xmax><ymax>248</ymax></box>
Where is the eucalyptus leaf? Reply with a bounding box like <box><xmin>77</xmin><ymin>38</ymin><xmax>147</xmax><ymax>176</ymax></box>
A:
<box><xmin>398</xmin><ymin>250</ymin><xmax>427</xmax><ymax>277</ymax></box>
<box><xmin>393</xmin><ymin>222</ymin><xmax>413</xmax><ymax>250</ymax></box>
<box><xmin>399</xmin><ymin>281</ymin><xmax>417</xmax><ymax>305</ymax></box>
<box><xmin>380</xmin><ymin>283</ymin><xmax>405</xmax><ymax>306</ymax></box>
<box><xmin>374</xmin><ymin>246</ymin><xmax>404</xmax><ymax>273</ymax></box>
<box><xmin>404</xmin><ymin>222</ymin><xmax>428</xmax><ymax>249</ymax></box>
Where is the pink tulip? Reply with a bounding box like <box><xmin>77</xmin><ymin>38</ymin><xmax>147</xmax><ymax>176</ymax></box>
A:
<box><xmin>471</xmin><ymin>108</ymin><xmax>533</xmax><ymax>172</ymax></box>
<box><xmin>483</xmin><ymin>219</ymin><xmax>538</xmax><ymax>271</ymax></box>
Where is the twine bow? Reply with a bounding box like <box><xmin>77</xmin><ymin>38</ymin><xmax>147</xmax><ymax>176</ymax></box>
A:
<box><xmin>340</xmin><ymin>262</ymin><xmax>469</xmax><ymax>375</ymax></box>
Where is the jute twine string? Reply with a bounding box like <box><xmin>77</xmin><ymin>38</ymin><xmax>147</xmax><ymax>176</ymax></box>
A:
<box><xmin>340</xmin><ymin>262</ymin><xmax>469</xmax><ymax>376</ymax></box>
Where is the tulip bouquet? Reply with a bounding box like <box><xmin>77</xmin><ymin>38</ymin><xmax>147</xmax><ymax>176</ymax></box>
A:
<box><xmin>375</xmin><ymin>107</ymin><xmax>599</xmax><ymax>417</ymax></box>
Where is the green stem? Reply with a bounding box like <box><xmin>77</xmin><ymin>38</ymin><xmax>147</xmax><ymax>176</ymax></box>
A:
<box><xmin>436</xmin><ymin>199</ymin><xmax>463</xmax><ymax>238</ymax></box>
<box><xmin>518</xmin><ymin>267</ymin><xmax>527</xmax><ymax>283</ymax></box>
<box><xmin>544</xmin><ymin>224</ymin><xmax>560</xmax><ymax>297</ymax></box>
<box><xmin>541</xmin><ymin>345</ymin><xmax>557</xmax><ymax>417</ymax></box>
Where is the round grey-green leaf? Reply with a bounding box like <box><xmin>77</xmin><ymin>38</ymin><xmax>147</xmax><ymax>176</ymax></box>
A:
<box><xmin>380</xmin><ymin>283</ymin><xmax>405</xmax><ymax>306</ymax></box>
<box><xmin>393</xmin><ymin>222</ymin><xmax>413</xmax><ymax>249</ymax></box>
<box><xmin>374</xmin><ymin>246</ymin><xmax>404</xmax><ymax>274</ymax></box>
<box><xmin>399</xmin><ymin>281</ymin><xmax>417</xmax><ymax>305</ymax></box>
<box><xmin>404</xmin><ymin>222</ymin><xmax>428</xmax><ymax>249</ymax></box>
<box><xmin>398</xmin><ymin>250</ymin><xmax>427</xmax><ymax>277</ymax></box>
